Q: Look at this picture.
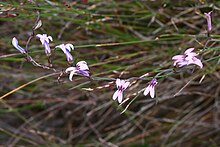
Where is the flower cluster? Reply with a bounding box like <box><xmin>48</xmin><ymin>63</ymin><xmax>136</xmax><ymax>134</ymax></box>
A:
<box><xmin>112</xmin><ymin>78</ymin><xmax>158</xmax><ymax>103</ymax></box>
<box><xmin>12</xmin><ymin>33</ymin><xmax>90</xmax><ymax>81</ymax></box>
<box><xmin>12</xmin><ymin>36</ymin><xmax>204</xmax><ymax>105</ymax></box>
<box><xmin>11</xmin><ymin>10</ymin><xmax>211</xmax><ymax>110</ymax></box>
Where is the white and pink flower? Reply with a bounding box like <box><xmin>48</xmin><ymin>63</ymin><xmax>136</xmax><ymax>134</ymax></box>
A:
<box><xmin>65</xmin><ymin>61</ymin><xmax>90</xmax><ymax>81</ymax></box>
<box><xmin>112</xmin><ymin>79</ymin><xmax>130</xmax><ymax>103</ymax></box>
<box><xmin>144</xmin><ymin>78</ymin><xmax>157</xmax><ymax>98</ymax></box>
<box><xmin>172</xmin><ymin>48</ymin><xmax>203</xmax><ymax>68</ymax></box>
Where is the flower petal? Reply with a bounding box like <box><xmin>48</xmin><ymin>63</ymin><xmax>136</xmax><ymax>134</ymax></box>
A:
<box><xmin>117</xmin><ymin>91</ymin><xmax>123</xmax><ymax>103</ymax></box>
<box><xmin>36</xmin><ymin>34</ymin><xmax>43</xmax><ymax>38</ymax></box>
<box><xmin>172</xmin><ymin>55</ymin><xmax>184</xmax><ymax>60</ymax></box>
<box><xmin>177</xmin><ymin>61</ymin><xmax>188</xmax><ymax>67</ymax></box>
<box><xmin>36</xmin><ymin>34</ymin><xmax>52</xmax><ymax>45</ymax></box>
<box><xmin>78</xmin><ymin>70</ymin><xmax>90</xmax><ymax>77</ymax></box>
<box><xmin>150</xmin><ymin>86</ymin><xmax>155</xmax><ymax>98</ymax></box>
<box><xmin>192</xmin><ymin>57</ymin><xmax>203</xmax><ymax>68</ymax></box>
<box><xmin>123</xmin><ymin>81</ymin><xmax>130</xmax><ymax>90</ymax></box>
<box><xmin>120</xmin><ymin>80</ymin><xmax>125</xmax><ymax>87</ymax></box>
<box><xmin>44</xmin><ymin>42</ymin><xmax>51</xmax><ymax>55</ymax></box>
<box><xmin>69</xmin><ymin>71</ymin><xmax>77</xmax><ymax>81</ymax></box>
<box><xmin>66</xmin><ymin>44</ymin><xmax>74</xmax><ymax>51</ymax></box>
<box><xmin>113</xmin><ymin>90</ymin><xmax>119</xmax><ymax>100</ymax></box>
<box><xmin>55</xmin><ymin>44</ymin><xmax>65</xmax><ymax>51</ymax></box>
<box><xmin>116</xmin><ymin>79</ymin><xmax>121</xmax><ymax>88</ymax></box>
<box><xmin>48</xmin><ymin>36</ymin><xmax>53</xmax><ymax>41</ymax></box>
<box><xmin>65</xmin><ymin>67</ymin><xmax>77</xmax><ymax>73</ymax></box>
<box><xmin>43</xmin><ymin>34</ymin><xmax>50</xmax><ymax>43</ymax></box>
<box><xmin>55</xmin><ymin>45</ymin><xmax>60</xmax><ymax>49</ymax></box>
<box><xmin>36</xmin><ymin>34</ymin><xmax>45</xmax><ymax>45</ymax></box>
<box><xmin>184</xmin><ymin>48</ymin><xmax>194</xmax><ymax>55</ymax></box>
<box><xmin>65</xmin><ymin>51</ymin><xmax>73</xmax><ymax>63</ymax></box>
<box><xmin>76</xmin><ymin>61</ymin><xmax>89</xmax><ymax>70</ymax></box>
<box><xmin>144</xmin><ymin>85</ymin><xmax>151</xmax><ymax>96</ymax></box>
<box><xmin>204</xmin><ymin>11</ymin><xmax>212</xmax><ymax>16</ymax></box>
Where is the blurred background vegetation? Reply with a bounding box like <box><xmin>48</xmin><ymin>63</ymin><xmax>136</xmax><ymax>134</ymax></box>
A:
<box><xmin>0</xmin><ymin>0</ymin><xmax>220</xmax><ymax>146</ymax></box>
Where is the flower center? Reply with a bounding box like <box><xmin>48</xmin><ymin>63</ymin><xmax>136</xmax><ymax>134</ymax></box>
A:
<box><xmin>150</xmin><ymin>78</ymin><xmax>157</xmax><ymax>86</ymax></box>
<box><xmin>76</xmin><ymin>65</ymin><xmax>80</xmax><ymax>70</ymax></box>
<box><xmin>118</xmin><ymin>86</ymin><xmax>123</xmax><ymax>91</ymax></box>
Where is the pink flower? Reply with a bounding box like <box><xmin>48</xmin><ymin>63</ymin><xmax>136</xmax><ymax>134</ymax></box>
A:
<box><xmin>65</xmin><ymin>61</ymin><xmax>90</xmax><ymax>81</ymax></box>
<box><xmin>12</xmin><ymin>37</ymin><xmax>26</xmax><ymax>54</ymax></box>
<box><xmin>204</xmin><ymin>11</ymin><xmax>212</xmax><ymax>32</ymax></box>
<box><xmin>144</xmin><ymin>78</ymin><xmax>157</xmax><ymax>98</ymax></box>
<box><xmin>172</xmin><ymin>48</ymin><xmax>203</xmax><ymax>68</ymax></box>
<box><xmin>55</xmin><ymin>44</ymin><xmax>74</xmax><ymax>63</ymax></box>
<box><xmin>113</xmin><ymin>79</ymin><xmax>130</xmax><ymax>103</ymax></box>
<box><xmin>36</xmin><ymin>34</ymin><xmax>53</xmax><ymax>56</ymax></box>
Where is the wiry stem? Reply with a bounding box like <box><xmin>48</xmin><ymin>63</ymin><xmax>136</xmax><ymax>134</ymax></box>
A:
<box><xmin>25</xmin><ymin>54</ymin><xmax>56</xmax><ymax>72</ymax></box>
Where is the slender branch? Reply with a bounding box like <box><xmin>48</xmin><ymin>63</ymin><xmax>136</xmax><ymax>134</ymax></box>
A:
<box><xmin>25</xmin><ymin>54</ymin><xmax>56</xmax><ymax>71</ymax></box>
